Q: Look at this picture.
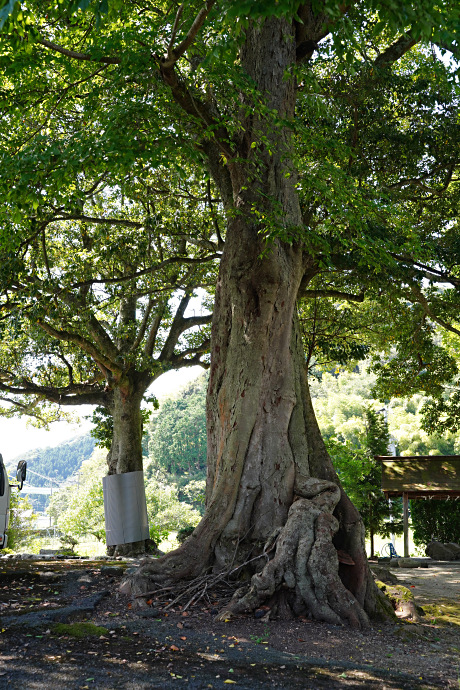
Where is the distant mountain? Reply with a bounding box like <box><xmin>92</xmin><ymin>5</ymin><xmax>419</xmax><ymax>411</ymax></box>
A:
<box><xmin>8</xmin><ymin>434</ymin><xmax>96</xmax><ymax>511</ymax></box>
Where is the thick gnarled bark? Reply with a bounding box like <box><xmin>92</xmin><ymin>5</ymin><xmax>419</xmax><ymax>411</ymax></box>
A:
<box><xmin>125</xmin><ymin>277</ymin><xmax>388</xmax><ymax>624</ymax></box>
<box><xmin>217</xmin><ymin>478</ymin><xmax>369</xmax><ymax>629</ymax></box>
<box><xmin>123</xmin><ymin>15</ymin><xmax>391</xmax><ymax>627</ymax></box>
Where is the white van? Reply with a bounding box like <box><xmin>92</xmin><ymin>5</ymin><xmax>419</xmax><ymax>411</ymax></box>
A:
<box><xmin>0</xmin><ymin>454</ymin><xmax>27</xmax><ymax>549</ymax></box>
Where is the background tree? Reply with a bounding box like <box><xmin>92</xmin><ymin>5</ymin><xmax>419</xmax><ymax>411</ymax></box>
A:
<box><xmin>48</xmin><ymin>448</ymin><xmax>201</xmax><ymax>547</ymax></box>
<box><xmin>1</xmin><ymin>0</ymin><xmax>460</xmax><ymax>626</ymax></box>
<box><xmin>411</xmin><ymin>499</ymin><xmax>460</xmax><ymax>548</ymax></box>
<box><xmin>0</xmin><ymin>160</ymin><xmax>217</xmax><ymax>553</ymax></box>
<box><xmin>50</xmin><ymin>449</ymin><xmax>107</xmax><ymax>543</ymax></box>
<box><xmin>311</xmin><ymin>369</ymin><xmax>460</xmax><ymax>458</ymax></box>
<box><xmin>360</xmin><ymin>409</ymin><xmax>401</xmax><ymax>558</ymax></box>
<box><xmin>4</xmin><ymin>486</ymin><xmax>35</xmax><ymax>553</ymax></box>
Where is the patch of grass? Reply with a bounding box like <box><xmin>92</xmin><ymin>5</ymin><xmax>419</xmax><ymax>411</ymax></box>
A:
<box><xmin>422</xmin><ymin>601</ymin><xmax>460</xmax><ymax>627</ymax></box>
<box><xmin>250</xmin><ymin>626</ymin><xmax>270</xmax><ymax>644</ymax></box>
<box><xmin>52</xmin><ymin>622</ymin><xmax>109</xmax><ymax>638</ymax></box>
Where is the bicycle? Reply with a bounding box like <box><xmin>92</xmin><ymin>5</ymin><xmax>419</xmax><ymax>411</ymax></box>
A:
<box><xmin>380</xmin><ymin>542</ymin><xmax>400</xmax><ymax>558</ymax></box>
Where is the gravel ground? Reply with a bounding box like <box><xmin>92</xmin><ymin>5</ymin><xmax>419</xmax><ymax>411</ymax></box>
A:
<box><xmin>0</xmin><ymin>556</ymin><xmax>458</xmax><ymax>689</ymax></box>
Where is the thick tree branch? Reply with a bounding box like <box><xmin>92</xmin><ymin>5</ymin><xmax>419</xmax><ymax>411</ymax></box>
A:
<box><xmin>0</xmin><ymin>396</ymin><xmax>50</xmax><ymax>423</ymax></box>
<box><xmin>159</xmin><ymin>293</ymin><xmax>192</xmax><ymax>361</ymax></box>
<box><xmin>390</xmin><ymin>254</ymin><xmax>460</xmax><ymax>288</ymax></box>
<box><xmin>37</xmin><ymin>36</ymin><xmax>121</xmax><ymax>65</ymax></box>
<box><xmin>144</xmin><ymin>302</ymin><xmax>167</xmax><ymax>358</ymax></box>
<box><xmin>161</xmin><ymin>316</ymin><xmax>211</xmax><ymax>365</ymax></box>
<box><xmin>160</xmin><ymin>63</ymin><xmax>233</xmax><ymax>158</ymax></box>
<box><xmin>385</xmin><ymin>165</ymin><xmax>456</xmax><ymax>195</ymax></box>
<box><xmin>374</xmin><ymin>32</ymin><xmax>418</xmax><ymax>68</ymax></box>
<box><xmin>301</xmin><ymin>289</ymin><xmax>365</xmax><ymax>303</ymax></box>
<box><xmin>130</xmin><ymin>297</ymin><xmax>155</xmax><ymax>354</ymax></box>
<box><xmin>411</xmin><ymin>285</ymin><xmax>460</xmax><ymax>339</ymax></box>
<box><xmin>41</xmin><ymin>229</ymin><xmax>52</xmax><ymax>279</ymax></box>
<box><xmin>170</xmin><ymin>339</ymin><xmax>211</xmax><ymax>367</ymax></box>
<box><xmin>170</xmin><ymin>233</ymin><xmax>218</xmax><ymax>252</ymax></box>
<box><xmin>55</xmin><ymin>213</ymin><xmax>143</xmax><ymax>228</ymax></box>
<box><xmin>53</xmin><ymin>351</ymin><xmax>75</xmax><ymax>385</ymax></box>
<box><xmin>162</xmin><ymin>1</ymin><xmax>215</xmax><ymax>69</ymax></box>
<box><xmin>66</xmin><ymin>253</ymin><xmax>221</xmax><ymax>290</ymax></box>
<box><xmin>87</xmin><ymin>314</ymin><xmax>122</xmax><ymax>365</ymax></box>
<box><xmin>206</xmin><ymin>178</ymin><xmax>225</xmax><ymax>249</ymax></box>
<box><xmin>156</xmin><ymin>295</ymin><xmax>211</xmax><ymax>365</ymax></box>
<box><xmin>37</xmin><ymin>319</ymin><xmax>122</xmax><ymax>376</ymax></box>
<box><xmin>0</xmin><ymin>380</ymin><xmax>108</xmax><ymax>407</ymax></box>
<box><xmin>295</xmin><ymin>3</ymin><xmax>353</xmax><ymax>62</ymax></box>
<box><xmin>182</xmin><ymin>313</ymin><xmax>213</xmax><ymax>328</ymax></box>
<box><xmin>57</xmin><ymin>213</ymin><xmax>222</xmax><ymax>251</ymax></box>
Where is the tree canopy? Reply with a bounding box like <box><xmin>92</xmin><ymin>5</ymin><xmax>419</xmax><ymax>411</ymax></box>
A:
<box><xmin>1</xmin><ymin>1</ymin><xmax>460</xmax><ymax>409</ymax></box>
<box><xmin>1</xmin><ymin>0</ymin><xmax>460</xmax><ymax>623</ymax></box>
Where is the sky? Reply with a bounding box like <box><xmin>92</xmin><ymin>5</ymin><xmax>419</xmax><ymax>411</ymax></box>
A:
<box><xmin>0</xmin><ymin>365</ymin><xmax>203</xmax><ymax>463</ymax></box>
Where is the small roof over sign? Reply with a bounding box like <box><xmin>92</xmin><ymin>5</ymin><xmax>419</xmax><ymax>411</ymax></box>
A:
<box><xmin>376</xmin><ymin>455</ymin><xmax>460</xmax><ymax>498</ymax></box>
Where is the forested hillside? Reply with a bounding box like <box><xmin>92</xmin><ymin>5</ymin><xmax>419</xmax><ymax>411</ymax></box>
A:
<box><xmin>148</xmin><ymin>374</ymin><xmax>207</xmax><ymax>477</ymax></box>
<box><xmin>149</xmin><ymin>367</ymin><xmax>459</xmax><ymax>469</ymax></box>
<box><xmin>8</xmin><ymin>434</ymin><xmax>95</xmax><ymax>511</ymax></box>
<box><xmin>10</xmin><ymin>434</ymin><xmax>95</xmax><ymax>485</ymax></box>
<box><xmin>147</xmin><ymin>367</ymin><xmax>460</xmax><ymax>551</ymax></box>
<box><xmin>146</xmin><ymin>374</ymin><xmax>207</xmax><ymax>511</ymax></box>
<box><xmin>311</xmin><ymin>368</ymin><xmax>460</xmax><ymax>457</ymax></box>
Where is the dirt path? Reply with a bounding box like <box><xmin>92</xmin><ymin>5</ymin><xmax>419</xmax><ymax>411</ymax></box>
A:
<box><xmin>392</xmin><ymin>561</ymin><xmax>460</xmax><ymax>605</ymax></box>
<box><xmin>0</xmin><ymin>556</ymin><xmax>458</xmax><ymax>689</ymax></box>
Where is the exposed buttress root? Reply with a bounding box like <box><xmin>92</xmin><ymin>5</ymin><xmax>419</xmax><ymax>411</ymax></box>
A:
<box><xmin>216</xmin><ymin>478</ymin><xmax>370</xmax><ymax>629</ymax></box>
<box><xmin>122</xmin><ymin>477</ymin><xmax>372</xmax><ymax>629</ymax></box>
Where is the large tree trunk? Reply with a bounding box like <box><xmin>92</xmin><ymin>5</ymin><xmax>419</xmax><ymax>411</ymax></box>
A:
<box><xmin>125</xmin><ymin>16</ymin><xmax>392</xmax><ymax>626</ymax></box>
<box><xmin>107</xmin><ymin>384</ymin><xmax>144</xmax><ymax>476</ymax></box>
<box><xmin>106</xmin><ymin>378</ymin><xmax>148</xmax><ymax>557</ymax></box>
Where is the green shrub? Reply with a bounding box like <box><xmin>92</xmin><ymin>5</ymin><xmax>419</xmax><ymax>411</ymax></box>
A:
<box><xmin>411</xmin><ymin>498</ymin><xmax>460</xmax><ymax>546</ymax></box>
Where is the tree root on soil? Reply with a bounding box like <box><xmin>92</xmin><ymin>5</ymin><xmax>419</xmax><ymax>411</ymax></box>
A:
<box><xmin>121</xmin><ymin>478</ymin><xmax>370</xmax><ymax>628</ymax></box>
<box><xmin>215</xmin><ymin>478</ymin><xmax>369</xmax><ymax>628</ymax></box>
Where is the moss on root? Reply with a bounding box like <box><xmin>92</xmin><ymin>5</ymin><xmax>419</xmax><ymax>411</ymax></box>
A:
<box><xmin>376</xmin><ymin>580</ymin><xmax>413</xmax><ymax>602</ymax></box>
<box><xmin>52</xmin><ymin>622</ymin><xmax>109</xmax><ymax>638</ymax></box>
<box><xmin>371</xmin><ymin>580</ymin><xmax>397</xmax><ymax>621</ymax></box>
<box><xmin>375</xmin><ymin>580</ymin><xmax>425</xmax><ymax>621</ymax></box>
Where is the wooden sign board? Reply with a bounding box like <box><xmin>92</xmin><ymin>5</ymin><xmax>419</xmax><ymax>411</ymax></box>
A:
<box><xmin>378</xmin><ymin>456</ymin><xmax>460</xmax><ymax>496</ymax></box>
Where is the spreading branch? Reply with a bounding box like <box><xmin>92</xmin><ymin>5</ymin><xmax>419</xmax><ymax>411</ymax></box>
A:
<box><xmin>64</xmin><ymin>253</ymin><xmax>221</xmax><ymax>291</ymax></box>
<box><xmin>170</xmin><ymin>340</ymin><xmax>211</xmax><ymax>368</ymax></box>
<box><xmin>374</xmin><ymin>32</ymin><xmax>418</xmax><ymax>68</ymax></box>
<box><xmin>37</xmin><ymin>36</ymin><xmax>121</xmax><ymax>65</ymax></box>
<box><xmin>302</xmin><ymin>289</ymin><xmax>365</xmax><ymax>303</ymax></box>
<box><xmin>411</xmin><ymin>285</ymin><xmax>460</xmax><ymax>339</ymax></box>
<box><xmin>144</xmin><ymin>302</ymin><xmax>167</xmax><ymax>358</ymax></box>
<box><xmin>37</xmin><ymin>320</ymin><xmax>122</xmax><ymax>376</ymax></box>
<box><xmin>0</xmin><ymin>380</ymin><xmax>108</xmax><ymax>407</ymax></box>
<box><xmin>385</xmin><ymin>165</ymin><xmax>456</xmax><ymax>196</ymax></box>
<box><xmin>162</xmin><ymin>1</ymin><xmax>215</xmax><ymax>69</ymax></box>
